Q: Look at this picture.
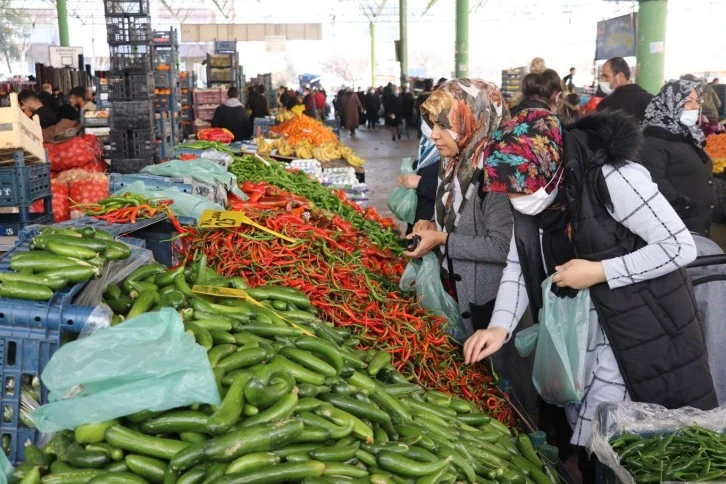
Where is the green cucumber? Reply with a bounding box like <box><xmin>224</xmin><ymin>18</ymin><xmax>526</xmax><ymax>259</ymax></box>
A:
<box><xmin>76</xmin><ymin>420</ymin><xmax>119</xmax><ymax>444</ymax></box>
<box><xmin>309</xmin><ymin>442</ymin><xmax>360</xmax><ymax>462</ymax></box>
<box><xmin>269</xmin><ymin>355</ymin><xmax>326</xmax><ymax>385</ymax></box>
<box><xmin>366</xmin><ymin>352</ymin><xmax>392</xmax><ymax>376</ymax></box>
<box><xmin>225</xmin><ymin>452</ymin><xmax>280</xmax><ymax>475</ymax></box>
<box><xmin>185</xmin><ymin>323</ymin><xmax>213</xmax><ymax>350</ymax></box>
<box><xmin>298</xmin><ymin>411</ymin><xmax>354</xmax><ymax>440</ymax></box>
<box><xmin>47</xmin><ymin>241</ymin><xmax>98</xmax><ymax>260</ymax></box>
<box><xmin>377</xmin><ymin>451</ymin><xmax>451</xmax><ymax>477</ymax></box>
<box><xmin>280</xmin><ymin>347</ymin><xmax>338</xmax><ymax>377</ymax></box>
<box><xmin>66</xmin><ymin>443</ymin><xmax>110</xmax><ymax>469</ymax></box>
<box><xmin>0</xmin><ymin>272</ymin><xmax>67</xmax><ymax>290</ymax></box>
<box><xmin>217</xmin><ymin>461</ymin><xmax>325</xmax><ymax>484</ymax></box>
<box><xmin>127</xmin><ymin>291</ymin><xmax>157</xmax><ymax>320</ymax></box>
<box><xmin>217</xmin><ymin>347</ymin><xmax>267</xmax><ymax>372</ymax></box>
<box><xmin>0</xmin><ymin>281</ymin><xmax>53</xmax><ymax>301</ymax></box>
<box><xmin>246</xmin><ymin>286</ymin><xmax>311</xmax><ymax>308</ymax></box>
<box><xmin>139</xmin><ymin>411</ymin><xmax>209</xmax><ymax>434</ymax></box>
<box><xmin>207</xmin><ymin>344</ymin><xmax>237</xmax><ymax>367</ymax></box>
<box><xmin>41</xmin><ymin>266</ymin><xmax>97</xmax><ymax>283</ymax></box>
<box><xmin>203</xmin><ymin>418</ymin><xmax>304</xmax><ymax>462</ymax></box>
<box><xmin>105</xmin><ymin>425</ymin><xmax>188</xmax><ymax>460</ymax></box>
<box><xmin>321</xmin><ymin>462</ymin><xmax>368</xmax><ymax>478</ymax></box>
<box><xmin>154</xmin><ymin>267</ymin><xmax>185</xmax><ymax>287</ymax></box>
<box><xmin>159</xmin><ymin>290</ymin><xmax>186</xmax><ymax>309</ymax></box>
<box><xmin>40</xmin><ymin>470</ymin><xmax>104</xmax><ymax>483</ymax></box>
<box><xmin>239</xmin><ymin>392</ymin><xmax>297</xmax><ymax>428</ymax></box>
<box><xmin>87</xmin><ymin>472</ymin><xmax>149</xmax><ymax>483</ymax></box>
<box><xmin>35</xmin><ymin>235</ymin><xmax>108</xmax><ymax>252</ymax></box>
<box><xmin>295</xmin><ymin>337</ymin><xmax>344</xmax><ymax>374</ymax></box>
<box><xmin>207</xmin><ymin>373</ymin><xmax>249</xmax><ymax>434</ymax></box>
<box><xmin>125</xmin><ymin>455</ymin><xmax>166</xmax><ymax>483</ymax></box>
<box><xmin>319</xmin><ymin>394</ymin><xmax>391</xmax><ymax>424</ymax></box>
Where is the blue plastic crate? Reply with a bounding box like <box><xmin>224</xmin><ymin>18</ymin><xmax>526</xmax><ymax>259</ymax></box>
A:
<box><xmin>0</xmin><ymin>208</ymin><xmax>52</xmax><ymax>237</ymax></box>
<box><xmin>0</xmin><ymin>153</ymin><xmax>51</xmax><ymax>208</ymax></box>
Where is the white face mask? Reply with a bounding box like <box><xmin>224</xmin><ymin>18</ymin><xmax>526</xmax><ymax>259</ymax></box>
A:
<box><xmin>599</xmin><ymin>81</ymin><xmax>614</xmax><ymax>96</ymax></box>
<box><xmin>680</xmin><ymin>109</ymin><xmax>699</xmax><ymax>127</ymax></box>
<box><xmin>510</xmin><ymin>168</ymin><xmax>564</xmax><ymax>216</ymax></box>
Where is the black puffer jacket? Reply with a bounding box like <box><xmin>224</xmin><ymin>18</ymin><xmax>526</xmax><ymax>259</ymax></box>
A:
<box><xmin>564</xmin><ymin>111</ymin><xmax>717</xmax><ymax>411</ymax></box>
<box><xmin>641</xmin><ymin>128</ymin><xmax>714</xmax><ymax>236</ymax></box>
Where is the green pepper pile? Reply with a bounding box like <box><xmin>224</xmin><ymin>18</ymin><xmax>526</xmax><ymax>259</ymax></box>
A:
<box><xmin>612</xmin><ymin>426</ymin><xmax>726</xmax><ymax>482</ymax></box>
<box><xmin>228</xmin><ymin>156</ymin><xmax>401</xmax><ymax>250</ymax></box>
<box><xmin>14</xmin><ymin>259</ymin><xmax>561</xmax><ymax>484</ymax></box>
<box><xmin>0</xmin><ymin>227</ymin><xmax>131</xmax><ymax>302</ymax></box>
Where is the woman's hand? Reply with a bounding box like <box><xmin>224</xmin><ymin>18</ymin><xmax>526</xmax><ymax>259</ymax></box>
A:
<box><xmin>398</xmin><ymin>174</ymin><xmax>421</xmax><ymax>189</ymax></box>
<box><xmin>553</xmin><ymin>259</ymin><xmax>606</xmax><ymax>290</ymax></box>
<box><xmin>463</xmin><ymin>327</ymin><xmax>508</xmax><ymax>364</ymax></box>
<box><xmin>403</xmin><ymin>230</ymin><xmax>447</xmax><ymax>258</ymax></box>
<box><xmin>413</xmin><ymin>220</ymin><xmax>436</xmax><ymax>232</ymax></box>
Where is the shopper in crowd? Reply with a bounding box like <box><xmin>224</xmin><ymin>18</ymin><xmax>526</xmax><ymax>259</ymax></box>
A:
<box><xmin>405</xmin><ymin>78</ymin><xmax>513</xmax><ymax>371</ymax></box>
<box><xmin>38</xmin><ymin>83</ymin><xmax>56</xmax><ymax>112</ymax></box>
<box><xmin>434</xmin><ymin>77</ymin><xmax>447</xmax><ymax>90</ymax></box>
<box><xmin>562</xmin><ymin>67</ymin><xmax>575</xmax><ymax>93</ymax></box>
<box><xmin>641</xmin><ymin>79</ymin><xmax>714</xmax><ymax>236</ymax></box>
<box><xmin>364</xmin><ymin>88</ymin><xmax>380</xmax><ymax>129</ymax></box>
<box><xmin>475</xmin><ymin>107</ymin><xmax>717</xmax><ymax>479</ymax></box>
<box><xmin>398</xmin><ymin>119</ymin><xmax>441</xmax><ymax>235</ymax></box>
<box><xmin>384</xmin><ymin>86</ymin><xmax>403</xmax><ymax>141</ymax></box>
<box><xmin>68</xmin><ymin>86</ymin><xmax>96</xmax><ymax>113</ymax></box>
<box><xmin>341</xmin><ymin>87</ymin><xmax>364</xmax><ymax>136</ymax></box>
<box><xmin>702</xmin><ymin>79</ymin><xmax>722</xmax><ymax>123</ymax></box>
<box><xmin>558</xmin><ymin>93</ymin><xmax>582</xmax><ymax>124</ymax></box>
<box><xmin>247</xmin><ymin>85</ymin><xmax>270</xmax><ymax>119</ymax></box>
<box><xmin>277</xmin><ymin>86</ymin><xmax>289</xmax><ymax>109</ymax></box>
<box><xmin>52</xmin><ymin>88</ymin><xmax>66</xmax><ymax>107</ymax></box>
<box><xmin>303</xmin><ymin>86</ymin><xmax>319</xmax><ymax>119</ymax></box>
<box><xmin>211</xmin><ymin>87</ymin><xmax>251</xmax><ymax>142</ymax></box>
<box><xmin>17</xmin><ymin>89</ymin><xmax>57</xmax><ymax>130</ymax></box>
<box><xmin>712</xmin><ymin>78</ymin><xmax>720</xmax><ymax>85</ymax></box>
<box><xmin>43</xmin><ymin>104</ymin><xmax>82</xmax><ymax>142</ymax></box>
<box><xmin>596</xmin><ymin>56</ymin><xmax>653</xmax><ymax>122</ymax></box>
<box><xmin>285</xmin><ymin>90</ymin><xmax>302</xmax><ymax>111</ymax></box>
<box><xmin>334</xmin><ymin>88</ymin><xmax>346</xmax><ymax>122</ymax></box>
<box><xmin>316</xmin><ymin>88</ymin><xmax>328</xmax><ymax>119</ymax></box>
<box><xmin>415</xmin><ymin>78</ymin><xmax>435</xmax><ymax>138</ymax></box>
<box><xmin>509</xmin><ymin>65</ymin><xmax>562</xmax><ymax>118</ymax></box>
<box><xmin>400</xmin><ymin>85</ymin><xmax>415</xmax><ymax>139</ymax></box>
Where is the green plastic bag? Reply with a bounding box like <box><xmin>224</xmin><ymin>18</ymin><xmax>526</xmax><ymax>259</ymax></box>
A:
<box><xmin>531</xmin><ymin>275</ymin><xmax>590</xmax><ymax>406</ymax></box>
<box><xmin>30</xmin><ymin>309</ymin><xmax>221</xmax><ymax>432</ymax></box>
<box><xmin>113</xmin><ymin>181</ymin><xmax>224</xmax><ymax>221</ymax></box>
<box><xmin>400</xmin><ymin>252</ymin><xmax>467</xmax><ymax>342</ymax></box>
<box><xmin>141</xmin><ymin>158</ymin><xmax>246</xmax><ymax>200</ymax></box>
<box><xmin>514</xmin><ymin>324</ymin><xmax>539</xmax><ymax>358</ymax></box>
<box><xmin>387</xmin><ymin>157</ymin><xmax>418</xmax><ymax>224</ymax></box>
<box><xmin>0</xmin><ymin>450</ymin><xmax>12</xmax><ymax>484</ymax></box>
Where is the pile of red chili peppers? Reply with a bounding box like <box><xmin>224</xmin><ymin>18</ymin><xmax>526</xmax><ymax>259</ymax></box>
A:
<box><xmin>176</xmin><ymin>181</ymin><xmax>513</xmax><ymax>424</ymax></box>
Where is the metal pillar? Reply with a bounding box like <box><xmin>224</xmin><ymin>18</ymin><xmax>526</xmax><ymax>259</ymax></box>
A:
<box><xmin>399</xmin><ymin>0</ymin><xmax>407</xmax><ymax>86</ymax></box>
<box><xmin>636</xmin><ymin>0</ymin><xmax>668</xmax><ymax>94</ymax></box>
<box><xmin>56</xmin><ymin>0</ymin><xmax>69</xmax><ymax>46</ymax></box>
<box><xmin>369</xmin><ymin>21</ymin><xmax>376</xmax><ymax>87</ymax></box>
<box><xmin>455</xmin><ymin>0</ymin><xmax>468</xmax><ymax>78</ymax></box>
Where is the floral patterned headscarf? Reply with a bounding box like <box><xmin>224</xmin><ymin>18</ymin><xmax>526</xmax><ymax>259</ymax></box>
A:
<box><xmin>420</xmin><ymin>79</ymin><xmax>507</xmax><ymax>232</ymax></box>
<box><xmin>481</xmin><ymin>108</ymin><xmax>564</xmax><ymax>194</ymax></box>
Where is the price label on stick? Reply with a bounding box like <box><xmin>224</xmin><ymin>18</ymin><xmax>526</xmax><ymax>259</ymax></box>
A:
<box><xmin>197</xmin><ymin>209</ymin><xmax>296</xmax><ymax>243</ymax></box>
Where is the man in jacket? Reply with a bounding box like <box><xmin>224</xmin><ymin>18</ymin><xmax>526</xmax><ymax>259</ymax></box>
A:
<box><xmin>69</xmin><ymin>86</ymin><xmax>96</xmax><ymax>114</ymax></box>
<box><xmin>596</xmin><ymin>57</ymin><xmax>653</xmax><ymax>122</ymax></box>
<box><xmin>247</xmin><ymin>85</ymin><xmax>270</xmax><ymax>119</ymax></box>
<box><xmin>17</xmin><ymin>89</ymin><xmax>57</xmax><ymax>130</ymax></box>
<box><xmin>211</xmin><ymin>87</ymin><xmax>251</xmax><ymax>142</ymax></box>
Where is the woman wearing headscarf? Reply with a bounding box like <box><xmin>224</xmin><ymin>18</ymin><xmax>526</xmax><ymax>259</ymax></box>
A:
<box><xmin>397</xmin><ymin>120</ymin><xmax>441</xmax><ymax>234</ymax></box>
<box><xmin>471</xmin><ymin>108</ymin><xmax>717</xmax><ymax>479</ymax></box>
<box><xmin>403</xmin><ymin>81</ymin><xmax>542</xmax><ymax>421</ymax></box>
<box><xmin>641</xmin><ymin>79</ymin><xmax>714</xmax><ymax>236</ymax></box>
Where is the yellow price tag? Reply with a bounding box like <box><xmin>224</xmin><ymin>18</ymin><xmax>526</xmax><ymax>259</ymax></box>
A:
<box><xmin>192</xmin><ymin>284</ymin><xmax>314</xmax><ymax>336</ymax></box>
<box><xmin>197</xmin><ymin>209</ymin><xmax>296</xmax><ymax>243</ymax></box>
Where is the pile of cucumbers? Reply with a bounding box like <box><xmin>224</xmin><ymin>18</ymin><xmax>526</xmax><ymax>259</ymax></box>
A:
<box><xmin>14</xmin><ymin>258</ymin><xmax>560</xmax><ymax>484</ymax></box>
<box><xmin>0</xmin><ymin>227</ymin><xmax>131</xmax><ymax>302</ymax></box>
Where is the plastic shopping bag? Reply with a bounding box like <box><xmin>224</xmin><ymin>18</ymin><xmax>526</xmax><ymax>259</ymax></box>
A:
<box><xmin>113</xmin><ymin>181</ymin><xmax>224</xmax><ymax>221</ymax></box>
<box><xmin>400</xmin><ymin>252</ymin><xmax>467</xmax><ymax>342</ymax></box>
<box><xmin>0</xmin><ymin>450</ymin><xmax>12</xmax><ymax>484</ymax></box>
<box><xmin>531</xmin><ymin>275</ymin><xmax>590</xmax><ymax>405</ymax></box>
<box><xmin>30</xmin><ymin>309</ymin><xmax>220</xmax><ymax>432</ymax></box>
<box><xmin>514</xmin><ymin>324</ymin><xmax>539</xmax><ymax>358</ymax></box>
<box><xmin>387</xmin><ymin>157</ymin><xmax>418</xmax><ymax>224</ymax></box>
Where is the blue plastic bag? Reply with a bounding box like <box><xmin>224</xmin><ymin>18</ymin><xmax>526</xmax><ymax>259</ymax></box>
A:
<box><xmin>31</xmin><ymin>309</ymin><xmax>221</xmax><ymax>432</ymax></box>
<box><xmin>530</xmin><ymin>275</ymin><xmax>590</xmax><ymax>405</ymax></box>
<box><xmin>387</xmin><ymin>158</ymin><xmax>417</xmax><ymax>224</ymax></box>
<box><xmin>400</xmin><ymin>252</ymin><xmax>467</xmax><ymax>342</ymax></box>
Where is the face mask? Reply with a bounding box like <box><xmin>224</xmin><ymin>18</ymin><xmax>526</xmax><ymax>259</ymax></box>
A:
<box><xmin>510</xmin><ymin>168</ymin><xmax>564</xmax><ymax>216</ymax></box>
<box><xmin>599</xmin><ymin>81</ymin><xmax>614</xmax><ymax>96</ymax></box>
<box><xmin>680</xmin><ymin>109</ymin><xmax>699</xmax><ymax>127</ymax></box>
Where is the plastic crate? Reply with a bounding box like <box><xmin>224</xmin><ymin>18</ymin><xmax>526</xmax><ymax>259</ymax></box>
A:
<box><xmin>154</xmin><ymin>95</ymin><xmax>172</xmax><ymax>111</ymax></box>
<box><xmin>110</xmin><ymin>101</ymin><xmax>154</xmax><ymax>130</ymax></box>
<box><xmin>103</xmin><ymin>0</ymin><xmax>149</xmax><ymax>15</ymax></box>
<box><xmin>0</xmin><ymin>94</ymin><xmax>46</xmax><ymax>163</ymax></box>
<box><xmin>0</xmin><ymin>152</ymin><xmax>51</xmax><ymax>207</ymax></box>
<box><xmin>252</xmin><ymin>118</ymin><xmax>275</xmax><ymax>138</ymax></box>
<box><xmin>209</xmin><ymin>68</ymin><xmax>234</xmax><ymax>83</ymax></box>
<box><xmin>194</xmin><ymin>106</ymin><xmax>216</xmax><ymax>122</ymax></box>
<box><xmin>153</xmin><ymin>29</ymin><xmax>178</xmax><ymax>46</ymax></box>
<box><xmin>109</xmin><ymin>44</ymin><xmax>152</xmax><ymax>72</ymax></box>
<box><xmin>24</xmin><ymin>213</ymin><xmax>167</xmax><ymax>238</ymax></box>
<box><xmin>214</xmin><ymin>40</ymin><xmax>236</xmax><ymax>53</ymax></box>
<box><xmin>82</xmin><ymin>115</ymin><xmax>110</xmax><ymax>128</ymax></box>
<box><xmin>193</xmin><ymin>89</ymin><xmax>224</xmax><ymax>106</ymax></box>
<box><xmin>108</xmin><ymin>131</ymin><xmax>155</xmax><ymax>159</ymax></box>
<box><xmin>105</xmin><ymin>15</ymin><xmax>152</xmax><ymax>44</ymax></box>
<box><xmin>107</xmin><ymin>72</ymin><xmax>154</xmax><ymax>101</ymax></box>
<box><xmin>153</xmin><ymin>71</ymin><xmax>176</xmax><ymax>89</ymax></box>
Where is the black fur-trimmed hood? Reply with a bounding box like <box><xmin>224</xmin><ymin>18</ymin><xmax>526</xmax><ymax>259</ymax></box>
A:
<box><xmin>565</xmin><ymin>110</ymin><xmax>643</xmax><ymax>167</ymax></box>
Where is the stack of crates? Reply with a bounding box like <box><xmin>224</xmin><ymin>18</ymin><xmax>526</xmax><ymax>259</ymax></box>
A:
<box><xmin>152</xmin><ymin>29</ymin><xmax>182</xmax><ymax>159</ymax></box>
<box><xmin>207</xmin><ymin>41</ymin><xmax>241</xmax><ymax>89</ymax></box>
<box><xmin>179</xmin><ymin>72</ymin><xmax>195</xmax><ymax>139</ymax></box>
<box><xmin>104</xmin><ymin>0</ymin><xmax>156</xmax><ymax>174</ymax></box>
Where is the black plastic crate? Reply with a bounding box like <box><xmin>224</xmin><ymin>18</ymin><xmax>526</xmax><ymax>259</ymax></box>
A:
<box><xmin>104</xmin><ymin>0</ymin><xmax>149</xmax><ymax>15</ymax></box>
<box><xmin>153</xmin><ymin>71</ymin><xmax>176</xmax><ymax>89</ymax></box>
<box><xmin>107</xmin><ymin>72</ymin><xmax>154</xmax><ymax>101</ymax></box>
<box><xmin>108</xmin><ymin>131</ymin><xmax>155</xmax><ymax>158</ymax></box>
<box><xmin>106</xmin><ymin>15</ymin><xmax>152</xmax><ymax>44</ymax></box>
<box><xmin>109</xmin><ymin>44</ymin><xmax>152</xmax><ymax>72</ymax></box>
<box><xmin>214</xmin><ymin>40</ymin><xmax>236</xmax><ymax>53</ymax></box>
<box><xmin>111</xmin><ymin>158</ymin><xmax>155</xmax><ymax>174</ymax></box>
<box><xmin>110</xmin><ymin>101</ymin><xmax>154</xmax><ymax>130</ymax></box>
<box><xmin>153</xmin><ymin>29</ymin><xmax>178</xmax><ymax>46</ymax></box>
